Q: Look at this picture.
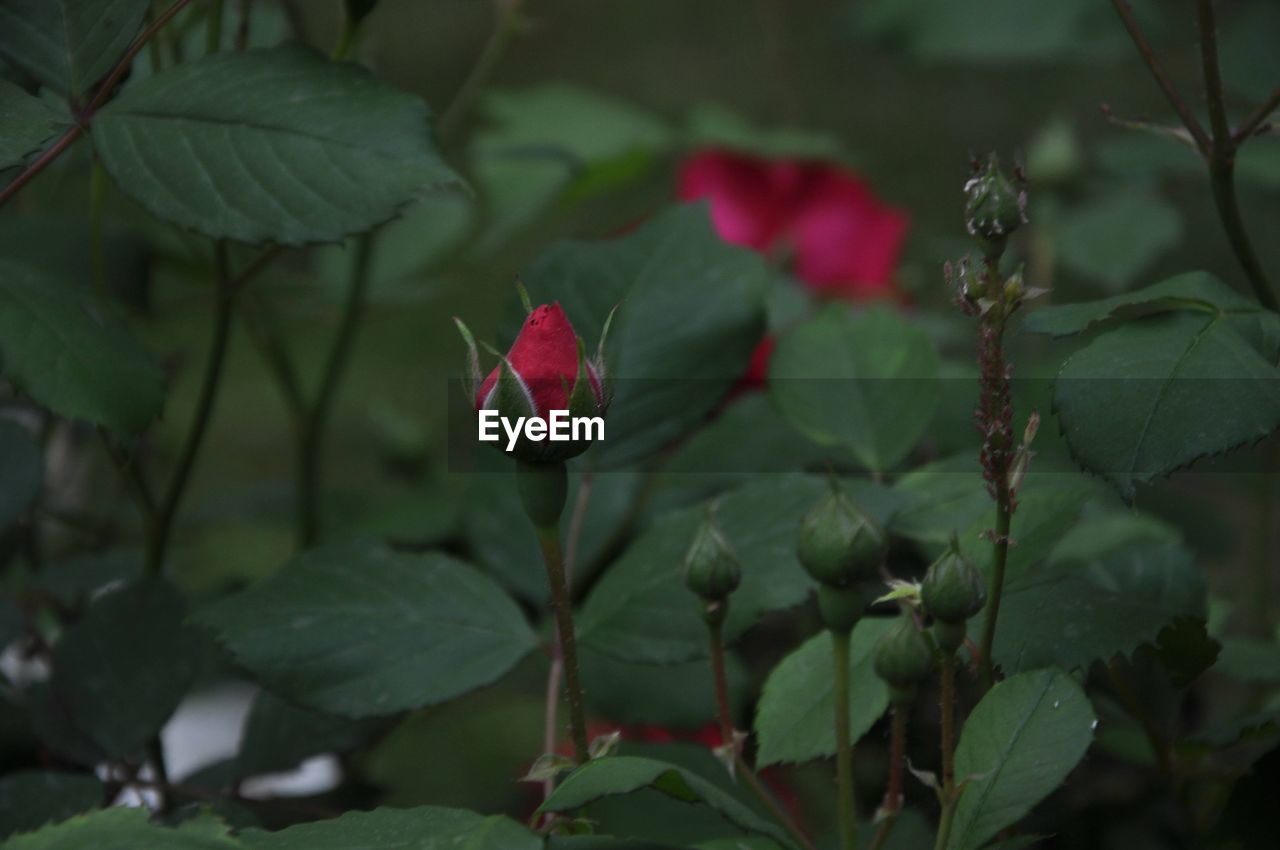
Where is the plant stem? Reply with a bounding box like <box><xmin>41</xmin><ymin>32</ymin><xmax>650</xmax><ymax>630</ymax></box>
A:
<box><xmin>976</xmin><ymin>256</ymin><xmax>1014</xmax><ymax>692</ymax></box>
<box><xmin>437</xmin><ymin>0</ymin><xmax>526</xmax><ymax>140</ymax></box>
<box><xmin>832</xmin><ymin>627</ymin><xmax>857</xmax><ymax>850</ymax></box>
<box><xmin>145</xmin><ymin>241</ymin><xmax>235</xmax><ymax>576</ymax></box>
<box><xmin>0</xmin><ymin>0</ymin><xmax>196</xmax><ymax>208</ymax></box>
<box><xmin>206</xmin><ymin>0</ymin><xmax>225</xmax><ymax>53</ymax></box>
<box><xmin>978</xmin><ymin>493</ymin><xmax>1010</xmax><ymax>691</ymax></box>
<box><xmin>1195</xmin><ymin>0</ymin><xmax>1278</xmax><ymax>311</ymax></box>
<box><xmin>296</xmin><ymin>236</ymin><xmax>373</xmax><ymax>546</ymax></box>
<box><xmin>1234</xmin><ymin>88</ymin><xmax>1280</xmax><ymax>144</ymax></box>
<box><xmin>869</xmin><ymin>705</ymin><xmax>908</xmax><ymax>850</ymax></box>
<box><xmin>934</xmin><ymin>654</ymin><xmax>958</xmax><ymax>850</ymax></box>
<box><xmin>708</xmin><ymin>615</ymin><xmax>737</xmax><ymax>753</ymax></box>
<box><xmin>146</xmin><ymin>736</ymin><xmax>170</xmax><ymax>812</ymax></box>
<box><xmin>705</xmin><ymin>617</ymin><xmax>815</xmax><ymax>850</ymax></box>
<box><xmin>537</xmin><ymin>525</ymin><xmax>590</xmax><ymax>763</ymax></box>
<box><xmin>1109</xmin><ymin>0</ymin><xmax>1211</xmax><ymax>156</ymax></box>
<box><xmin>736</xmin><ymin>755</ymin><xmax>817</xmax><ymax>850</ymax></box>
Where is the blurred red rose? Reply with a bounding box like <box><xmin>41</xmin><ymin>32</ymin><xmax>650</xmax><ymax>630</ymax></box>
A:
<box><xmin>678</xmin><ymin>149</ymin><xmax>909</xmax><ymax>386</ymax></box>
<box><xmin>678</xmin><ymin>149</ymin><xmax>909</xmax><ymax>298</ymax></box>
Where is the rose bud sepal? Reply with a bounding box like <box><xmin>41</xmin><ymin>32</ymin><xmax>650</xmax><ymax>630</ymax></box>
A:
<box><xmin>873</xmin><ymin>614</ymin><xmax>934</xmax><ymax>702</ymax></box>
<box><xmin>452</xmin><ymin>317</ymin><xmax>484</xmax><ymax>401</ymax></box>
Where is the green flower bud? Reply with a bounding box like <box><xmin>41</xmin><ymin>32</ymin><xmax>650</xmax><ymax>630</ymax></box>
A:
<box><xmin>873</xmin><ymin>614</ymin><xmax>934</xmax><ymax>696</ymax></box>
<box><xmin>683</xmin><ymin>508</ymin><xmax>741</xmax><ymax>604</ymax></box>
<box><xmin>797</xmin><ymin>485</ymin><xmax>886</xmax><ymax>588</ymax></box>
<box><xmin>964</xmin><ymin>152</ymin><xmax>1025</xmax><ymax>257</ymax></box>
<box><xmin>920</xmin><ymin>541</ymin><xmax>986</xmax><ymax>626</ymax></box>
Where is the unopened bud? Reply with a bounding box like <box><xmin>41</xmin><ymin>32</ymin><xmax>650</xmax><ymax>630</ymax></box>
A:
<box><xmin>684</xmin><ymin>506</ymin><xmax>741</xmax><ymax>606</ymax></box>
<box><xmin>873</xmin><ymin>614</ymin><xmax>934</xmax><ymax>700</ymax></box>
<box><xmin>797</xmin><ymin>484</ymin><xmax>886</xmax><ymax>588</ymax></box>
<box><xmin>964</xmin><ymin>152</ymin><xmax>1026</xmax><ymax>257</ymax></box>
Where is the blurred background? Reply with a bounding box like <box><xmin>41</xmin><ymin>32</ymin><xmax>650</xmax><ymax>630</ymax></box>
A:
<box><xmin>2</xmin><ymin>0</ymin><xmax>1278</xmax><ymax>847</ymax></box>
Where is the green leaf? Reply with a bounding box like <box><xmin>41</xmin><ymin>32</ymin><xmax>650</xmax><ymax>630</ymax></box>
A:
<box><xmin>0</xmin><ymin>80</ymin><xmax>67</xmax><ymax>169</ymax></box>
<box><xmin>521</xmin><ymin>204</ymin><xmax>768</xmax><ymax>467</ymax></box>
<box><xmin>0</xmin><ymin>260</ymin><xmax>166</xmax><ymax>433</ymax></box>
<box><xmin>4</xmin><ymin>806</ymin><xmax>240</xmax><ymax>849</ymax></box>
<box><xmin>238</xmin><ymin>805</ymin><xmax>540</xmax><ymax>850</ymax></box>
<box><xmin>1021</xmin><ymin>272</ymin><xmax>1259</xmax><ymax>337</ymax></box>
<box><xmin>233</xmin><ymin>690</ymin><xmax>387</xmax><ymax>780</ymax></box>
<box><xmin>0</xmin><ymin>418</ymin><xmax>41</xmax><ymax>529</ymax></box>
<box><xmin>0</xmin><ymin>0</ymin><xmax>149</xmax><ymax>98</ymax></box>
<box><xmin>92</xmin><ymin>45</ymin><xmax>458</xmax><ymax>245</ymax></box>
<box><xmin>1051</xmin><ymin>311</ymin><xmax>1280</xmax><ymax>500</ymax></box>
<box><xmin>578</xmin><ymin>474</ymin><xmax>899</xmax><ymax>664</ymax></box>
<box><xmin>754</xmin><ymin>618</ymin><xmax>894</xmax><ymax>766</ymax></box>
<box><xmin>195</xmin><ymin>542</ymin><xmax>537</xmax><ymax>717</ymax></box>
<box><xmin>539</xmin><ymin>756</ymin><xmax>793</xmax><ymax>849</ymax></box>
<box><xmin>1054</xmin><ymin>191</ymin><xmax>1181</xmax><ymax>290</ymax></box>
<box><xmin>480</xmin><ymin>84</ymin><xmax>670</xmax><ymax>168</ymax></box>
<box><xmin>993</xmin><ymin>515</ymin><xmax>1205</xmax><ymax>674</ymax></box>
<box><xmin>948</xmin><ymin>669</ymin><xmax>1096</xmax><ymax>850</ymax></box>
<box><xmin>51</xmin><ymin>578</ymin><xmax>201</xmax><ymax>759</ymax></box>
<box><xmin>769</xmin><ymin>306</ymin><xmax>940</xmax><ymax>473</ymax></box>
<box><xmin>0</xmin><ymin>771</ymin><xmax>102</xmax><ymax>840</ymax></box>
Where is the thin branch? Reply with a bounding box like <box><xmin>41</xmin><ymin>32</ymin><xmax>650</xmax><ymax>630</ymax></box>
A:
<box><xmin>145</xmin><ymin>241</ymin><xmax>236</xmax><ymax>575</ymax></box>
<box><xmin>87</xmin><ymin>0</ymin><xmax>200</xmax><ymax>113</ymax></box>
<box><xmin>0</xmin><ymin>0</ymin><xmax>199</xmax><ymax>208</ymax></box>
<box><xmin>1196</xmin><ymin>0</ymin><xmax>1232</xmax><ymax>150</ymax></box>
<box><xmin>436</xmin><ymin>0</ymin><xmax>526</xmax><ymax>141</ymax></box>
<box><xmin>1234</xmin><ymin>87</ymin><xmax>1280</xmax><ymax>143</ymax></box>
<box><xmin>1110</xmin><ymin>0</ymin><xmax>1212</xmax><ymax>157</ymax></box>
<box><xmin>0</xmin><ymin>126</ymin><xmax>86</xmax><ymax>207</ymax></box>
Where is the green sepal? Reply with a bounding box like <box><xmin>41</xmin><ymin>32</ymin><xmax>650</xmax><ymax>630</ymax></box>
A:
<box><xmin>566</xmin><ymin>337</ymin><xmax>600</xmax><ymax>417</ymax></box>
<box><xmin>594</xmin><ymin>303</ymin><xmax>620</xmax><ymax>387</ymax></box>
<box><xmin>515</xmin><ymin>276</ymin><xmax>534</xmax><ymax>315</ymax></box>
<box><xmin>453</xmin><ymin>317</ymin><xmax>483</xmax><ymax>396</ymax></box>
<box><xmin>480</xmin><ymin>344</ymin><xmax>536</xmax><ymax>420</ymax></box>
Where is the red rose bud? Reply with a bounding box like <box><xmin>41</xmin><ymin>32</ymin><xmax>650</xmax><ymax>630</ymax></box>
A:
<box><xmin>456</xmin><ymin>301</ymin><xmax>611</xmax><ymax>463</ymax></box>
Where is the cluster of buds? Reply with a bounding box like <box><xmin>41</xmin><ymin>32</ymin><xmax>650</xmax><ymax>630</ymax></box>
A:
<box><xmin>683</xmin><ymin>505</ymin><xmax>742</xmax><ymax>626</ymax></box>
<box><xmin>920</xmin><ymin>535</ymin><xmax>987</xmax><ymax>655</ymax></box>
<box><xmin>796</xmin><ymin>481</ymin><xmax>887</xmax><ymax>633</ymax></box>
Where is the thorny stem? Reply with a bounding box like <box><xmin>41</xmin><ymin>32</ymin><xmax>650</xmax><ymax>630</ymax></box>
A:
<box><xmin>832</xmin><ymin>628</ymin><xmax>857</xmax><ymax>850</ymax></box>
<box><xmin>538</xmin><ymin>526</ymin><xmax>590</xmax><ymax>764</ymax></box>
<box><xmin>542</xmin><ymin>473</ymin><xmax>593</xmax><ymax>801</ymax></box>
<box><xmin>706</xmin><ymin>616</ymin><xmax>816</xmax><ymax>850</ymax></box>
<box><xmin>934</xmin><ymin>655</ymin><xmax>959</xmax><ymax>850</ymax></box>
<box><xmin>976</xmin><ymin>256</ymin><xmax>1014</xmax><ymax>691</ymax></box>
<box><xmin>145</xmin><ymin>241</ymin><xmax>235</xmax><ymax>576</ymax></box>
<box><xmin>0</xmin><ymin>0</ymin><xmax>197</xmax><ymax>208</ymax></box>
<box><xmin>869</xmin><ymin>706</ymin><xmax>908</xmax><ymax>850</ymax></box>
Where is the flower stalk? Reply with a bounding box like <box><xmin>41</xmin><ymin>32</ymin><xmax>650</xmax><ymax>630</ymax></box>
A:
<box><xmin>832</xmin><ymin>627</ymin><xmax>858</xmax><ymax>850</ymax></box>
